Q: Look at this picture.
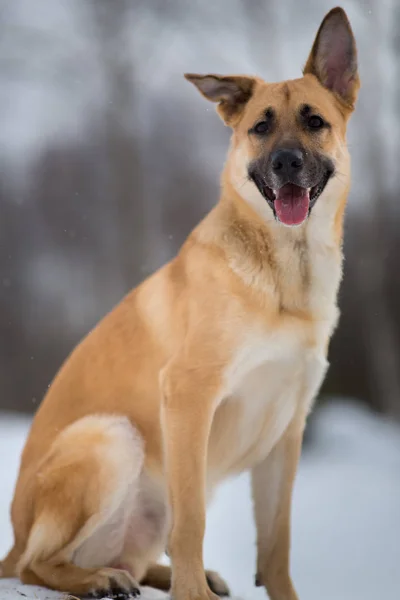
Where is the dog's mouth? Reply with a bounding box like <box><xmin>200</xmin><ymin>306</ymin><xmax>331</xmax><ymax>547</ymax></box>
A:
<box><xmin>272</xmin><ymin>184</ymin><xmax>311</xmax><ymax>226</ymax></box>
<box><xmin>251</xmin><ymin>170</ymin><xmax>333</xmax><ymax>226</ymax></box>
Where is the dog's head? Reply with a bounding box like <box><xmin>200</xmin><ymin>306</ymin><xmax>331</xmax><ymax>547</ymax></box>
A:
<box><xmin>186</xmin><ymin>7</ymin><xmax>359</xmax><ymax>227</ymax></box>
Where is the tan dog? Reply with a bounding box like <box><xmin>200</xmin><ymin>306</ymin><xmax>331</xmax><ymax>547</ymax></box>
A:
<box><xmin>1</xmin><ymin>7</ymin><xmax>359</xmax><ymax>600</ymax></box>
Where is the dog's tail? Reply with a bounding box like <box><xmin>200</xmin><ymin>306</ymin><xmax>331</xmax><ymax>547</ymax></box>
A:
<box><xmin>0</xmin><ymin>546</ymin><xmax>19</xmax><ymax>578</ymax></box>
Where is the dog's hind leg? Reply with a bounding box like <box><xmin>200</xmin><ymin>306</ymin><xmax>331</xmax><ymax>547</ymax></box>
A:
<box><xmin>17</xmin><ymin>414</ymin><xmax>145</xmax><ymax>598</ymax></box>
<box><xmin>0</xmin><ymin>545</ymin><xmax>20</xmax><ymax>578</ymax></box>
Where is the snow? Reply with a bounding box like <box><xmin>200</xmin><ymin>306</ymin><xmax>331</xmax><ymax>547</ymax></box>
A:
<box><xmin>1</xmin><ymin>400</ymin><xmax>400</xmax><ymax>600</ymax></box>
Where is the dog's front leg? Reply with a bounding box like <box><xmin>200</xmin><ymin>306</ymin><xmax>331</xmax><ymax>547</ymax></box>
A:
<box><xmin>251</xmin><ymin>418</ymin><xmax>305</xmax><ymax>600</ymax></box>
<box><xmin>161</xmin><ymin>359</ymin><xmax>221</xmax><ymax>600</ymax></box>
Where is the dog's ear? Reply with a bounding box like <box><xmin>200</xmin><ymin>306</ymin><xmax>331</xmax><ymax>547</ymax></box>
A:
<box><xmin>184</xmin><ymin>74</ymin><xmax>255</xmax><ymax>126</ymax></box>
<box><xmin>303</xmin><ymin>7</ymin><xmax>359</xmax><ymax>108</ymax></box>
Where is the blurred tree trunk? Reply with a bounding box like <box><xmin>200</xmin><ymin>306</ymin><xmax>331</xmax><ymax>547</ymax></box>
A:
<box><xmin>352</xmin><ymin>1</ymin><xmax>400</xmax><ymax>420</ymax></box>
<box><xmin>90</xmin><ymin>0</ymin><xmax>144</xmax><ymax>291</ymax></box>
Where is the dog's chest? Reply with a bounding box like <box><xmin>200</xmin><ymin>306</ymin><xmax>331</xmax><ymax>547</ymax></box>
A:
<box><xmin>206</xmin><ymin>224</ymin><xmax>340</xmax><ymax>488</ymax></box>
<box><xmin>207</xmin><ymin>324</ymin><xmax>329</xmax><ymax>486</ymax></box>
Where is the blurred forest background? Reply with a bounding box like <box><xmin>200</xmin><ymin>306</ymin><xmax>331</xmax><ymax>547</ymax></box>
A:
<box><xmin>0</xmin><ymin>0</ymin><xmax>399</xmax><ymax>421</ymax></box>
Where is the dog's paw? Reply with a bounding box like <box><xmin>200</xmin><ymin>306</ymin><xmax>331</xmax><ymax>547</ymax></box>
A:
<box><xmin>206</xmin><ymin>570</ymin><xmax>230</xmax><ymax>597</ymax></box>
<box><xmin>86</xmin><ymin>567</ymin><xmax>140</xmax><ymax>599</ymax></box>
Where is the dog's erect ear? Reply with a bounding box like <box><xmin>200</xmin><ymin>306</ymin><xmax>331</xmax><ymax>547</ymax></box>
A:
<box><xmin>303</xmin><ymin>7</ymin><xmax>359</xmax><ymax>108</ymax></box>
<box><xmin>184</xmin><ymin>74</ymin><xmax>255</xmax><ymax>126</ymax></box>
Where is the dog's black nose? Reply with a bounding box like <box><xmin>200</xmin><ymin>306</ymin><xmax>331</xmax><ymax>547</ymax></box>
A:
<box><xmin>271</xmin><ymin>148</ymin><xmax>304</xmax><ymax>177</ymax></box>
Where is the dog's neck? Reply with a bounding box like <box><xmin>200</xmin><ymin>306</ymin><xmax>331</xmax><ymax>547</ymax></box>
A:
<box><xmin>211</xmin><ymin>175</ymin><xmax>346</xmax><ymax>319</ymax></box>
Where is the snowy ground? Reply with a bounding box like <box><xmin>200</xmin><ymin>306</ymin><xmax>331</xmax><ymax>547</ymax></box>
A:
<box><xmin>1</xmin><ymin>400</ymin><xmax>400</xmax><ymax>600</ymax></box>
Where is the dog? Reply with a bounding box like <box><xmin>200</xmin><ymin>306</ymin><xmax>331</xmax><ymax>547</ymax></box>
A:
<box><xmin>1</xmin><ymin>7</ymin><xmax>359</xmax><ymax>600</ymax></box>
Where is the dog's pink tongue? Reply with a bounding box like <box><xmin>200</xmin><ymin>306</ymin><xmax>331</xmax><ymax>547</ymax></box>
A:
<box><xmin>275</xmin><ymin>184</ymin><xmax>310</xmax><ymax>226</ymax></box>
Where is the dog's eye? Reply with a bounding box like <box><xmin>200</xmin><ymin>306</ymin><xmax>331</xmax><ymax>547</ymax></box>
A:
<box><xmin>253</xmin><ymin>121</ymin><xmax>269</xmax><ymax>135</ymax></box>
<box><xmin>308</xmin><ymin>115</ymin><xmax>325</xmax><ymax>129</ymax></box>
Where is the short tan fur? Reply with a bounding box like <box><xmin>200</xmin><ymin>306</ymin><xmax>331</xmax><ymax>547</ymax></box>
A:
<box><xmin>1</xmin><ymin>8</ymin><xmax>359</xmax><ymax>600</ymax></box>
